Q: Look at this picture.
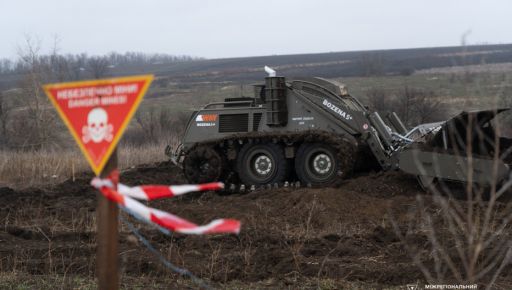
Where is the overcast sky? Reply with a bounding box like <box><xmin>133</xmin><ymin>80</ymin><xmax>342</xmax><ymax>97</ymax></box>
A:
<box><xmin>1</xmin><ymin>0</ymin><xmax>511</xmax><ymax>60</ymax></box>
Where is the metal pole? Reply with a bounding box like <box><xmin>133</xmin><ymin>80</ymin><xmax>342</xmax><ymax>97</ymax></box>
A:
<box><xmin>97</xmin><ymin>149</ymin><xmax>119</xmax><ymax>290</ymax></box>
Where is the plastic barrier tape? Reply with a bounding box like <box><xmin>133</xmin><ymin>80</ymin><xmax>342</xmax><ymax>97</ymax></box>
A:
<box><xmin>91</xmin><ymin>177</ymin><xmax>224</xmax><ymax>201</ymax></box>
<box><xmin>91</xmin><ymin>172</ymin><xmax>240</xmax><ymax>235</ymax></box>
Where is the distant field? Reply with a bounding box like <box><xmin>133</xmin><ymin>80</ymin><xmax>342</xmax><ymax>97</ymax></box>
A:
<box><xmin>138</xmin><ymin>68</ymin><xmax>512</xmax><ymax>117</ymax></box>
<box><xmin>2</xmin><ymin>43</ymin><xmax>512</xmax><ymax>91</ymax></box>
<box><xmin>2</xmin><ymin>43</ymin><xmax>512</xmax><ymax>115</ymax></box>
<box><xmin>340</xmin><ymin>71</ymin><xmax>512</xmax><ymax>108</ymax></box>
<box><xmin>117</xmin><ymin>43</ymin><xmax>512</xmax><ymax>83</ymax></box>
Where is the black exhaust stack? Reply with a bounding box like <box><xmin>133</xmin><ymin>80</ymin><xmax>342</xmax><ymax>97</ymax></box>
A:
<box><xmin>264</xmin><ymin>67</ymin><xmax>288</xmax><ymax>127</ymax></box>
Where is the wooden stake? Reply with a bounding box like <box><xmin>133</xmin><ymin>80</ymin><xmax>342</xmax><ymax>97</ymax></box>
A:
<box><xmin>72</xmin><ymin>160</ymin><xmax>75</xmax><ymax>182</ymax></box>
<box><xmin>97</xmin><ymin>149</ymin><xmax>119</xmax><ymax>290</ymax></box>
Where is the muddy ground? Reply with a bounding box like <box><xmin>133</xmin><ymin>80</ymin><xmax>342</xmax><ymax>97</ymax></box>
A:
<box><xmin>1</xmin><ymin>162</ymin><xmax>511</xmax><ymax>289</ymax></box>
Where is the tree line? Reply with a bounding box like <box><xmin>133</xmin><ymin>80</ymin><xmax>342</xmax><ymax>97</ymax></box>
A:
<box><xmin>0</xmin><ymin>37</ymin><xmax>200</xmax><ymax>150</ymax></box>
<box><xmin>0</xmin><ymin>51</ymin><xmax>202</xmax><ymax>77</ymax></box>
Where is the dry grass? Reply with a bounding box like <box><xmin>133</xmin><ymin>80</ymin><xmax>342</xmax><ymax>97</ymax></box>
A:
<box><xmin>0</xmin><ymin>138</ymin><xmax>179</xmax><ymax>189</ymax></box>
<box><xmin>0</xmin><ymin>272</ymin><xmax>379</xmax><ymax>290</ymax></box>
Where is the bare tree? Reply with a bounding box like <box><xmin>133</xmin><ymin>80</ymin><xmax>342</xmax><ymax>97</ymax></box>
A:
<box><xmin>411</xmin><ymin>90</ymin><xmax>445</xmax><ymax>123</ymax></box>
<box><xmin>365</xmin><ymin>87</ymin><xmax>390</xmax><ymax>113</ymax></box>
<box><xmin>69</xmin><ymin>53</ymin><xmax>88</xmax><ymax>80</ymax></box>
<box><xmin>47</xmin><ymin>36</ymin><xmax>74</xmax><ymax>82</ymax></box>
<box><xmin>395</xmin><ymin>86</ymin><xmax>415</xmax><ymax>126</ymax></box>
<box><xmin>0</xmin><ymin>59</ymin><xmax>13</xmax><ymax>74</ymax></box>
<box><xmin>86</xmin><ymin>56</ymin><xmax>109</xmax><ymax>79</ymax></box>
<box><xmin>132</xmin><ymin>107</ymin><xmax>188</xmax><ymax>145</ymax></box>
<box><xmin>0</xmin><ymin>91</ymin><xmax>10</xmax><ymax>146</ymax></box>
<box><xmin>394</xmin><ymin>87</ymin><xmax>446</xmax><ymax>126</ymax></box>
<box><xmin>13</xmin><ymin>35</ymin><xmax>60</xmax><ymax>149</ymax></box>
<box><xmin>135</xmin><ymin>106</ymin><xmax>160</xmax><ymax>143</ymax></box>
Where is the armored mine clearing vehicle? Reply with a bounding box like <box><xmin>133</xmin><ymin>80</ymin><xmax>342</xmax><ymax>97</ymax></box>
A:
<box><xmin>166</xmin><ymin>67</ymin><xmax>511</xmax><ymax>191</ymax></box>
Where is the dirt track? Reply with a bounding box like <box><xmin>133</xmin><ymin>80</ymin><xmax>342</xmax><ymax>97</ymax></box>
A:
<box><xmin>0</xmin><ymin>162</ymin><xmax>507</xmax><ymax>289</ymax></box>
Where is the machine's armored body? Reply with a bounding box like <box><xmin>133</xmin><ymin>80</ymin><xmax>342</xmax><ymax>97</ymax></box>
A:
<box><xmin>167</xmin><ymin>67</ymin><xmax>511</xmax><ymax>192</ymax></box>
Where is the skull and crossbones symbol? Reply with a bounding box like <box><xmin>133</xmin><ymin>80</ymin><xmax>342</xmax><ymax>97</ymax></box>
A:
<box><xmin>82</xmin><ymin>108</ymin><xmax>114</xmax><ymax>143</ymax></box>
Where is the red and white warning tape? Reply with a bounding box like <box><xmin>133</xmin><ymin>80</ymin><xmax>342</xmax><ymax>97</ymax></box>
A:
<box><xmin>91</xmin><ymin>178</ymin><xmax>224</xmax><ymax>201</ymax></box>
<box><xmin>91</xmin><ymin>173</ymin><xmax>240</xmax><ymax>235</ymax></box>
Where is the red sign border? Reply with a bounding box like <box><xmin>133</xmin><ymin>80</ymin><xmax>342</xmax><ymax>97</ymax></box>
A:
<box><xmin>43</xmin><ymin>74</ymin><xmax>154</xmax><ymax>176</ymax></box>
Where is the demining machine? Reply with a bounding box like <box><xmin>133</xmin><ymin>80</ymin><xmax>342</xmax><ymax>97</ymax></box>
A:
<box><xmin>166</xmin><ymin>67</ymin><xmax>511</xmax><ymax>192</ymax></box>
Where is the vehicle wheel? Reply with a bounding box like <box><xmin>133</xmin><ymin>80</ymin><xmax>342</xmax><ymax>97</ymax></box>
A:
<box><xmin>183</xmin><ymin>146</ymin><xmax>223</xmax><ymax>183</ymax></box>
<box><xmin>237</xmin><ymin>143</ymin><xmax>289</xmax><ymax>185</ymax></box>
<box><xmin>295</xmin><ymin>143</ymin><xmax>343</xmax><ymax>186</ymax></box>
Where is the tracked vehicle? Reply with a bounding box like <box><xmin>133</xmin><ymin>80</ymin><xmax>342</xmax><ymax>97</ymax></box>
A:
<box><xmin>167</xmin><ymin>67</ymin><xmax>511</xmax><ymax>191</ymax></box>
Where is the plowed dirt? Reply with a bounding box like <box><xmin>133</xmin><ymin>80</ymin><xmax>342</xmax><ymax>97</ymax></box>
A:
<box><xmin>0</xmin><ymin>162</ymin><xmax>509</xmax><ymax>289</ymax></box>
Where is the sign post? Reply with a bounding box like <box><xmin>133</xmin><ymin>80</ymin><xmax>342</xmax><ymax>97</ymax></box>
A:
<box><xmin>43</xmin><ymin>75</ymin><xmax>154</xmax><ymax>290</ymax></box>
<box><xmin>97</xmin><ymin>149</ymin><xmax>119</xmax><ymax>289</ymax></box>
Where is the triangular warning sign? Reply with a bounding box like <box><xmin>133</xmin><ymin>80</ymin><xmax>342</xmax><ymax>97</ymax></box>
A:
<box><xmin>43</xmin><ymin>75</ymin><xmax>154</xmax><ymax>175</ymax></box>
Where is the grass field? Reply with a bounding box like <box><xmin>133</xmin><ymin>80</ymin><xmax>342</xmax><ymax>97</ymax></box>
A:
<box><xmin>0</xmin><ymin>273</ymin><xmax>380</xmax><ymax>290</ymax></box>
<box><xmin>0</xmin><ymin>140</ymin><xmax>176</xmax><ymax>188</ymax></box>
<box><xmin>138</xmin><ymin>67</ymin><xmax>512</xmax><ymax>117</ymax></box>
<box><xmin>341</xmin><ymin>69</ymin><xmax>512</xmax><ymax>108</ymax></box>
